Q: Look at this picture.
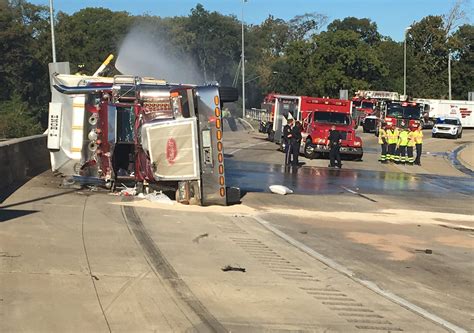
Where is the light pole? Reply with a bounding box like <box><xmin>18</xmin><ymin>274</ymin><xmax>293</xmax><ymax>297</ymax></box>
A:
<box><xmin>403</xmin><ymin>26</ymin><xmax>411</xmax><ymax>98</ymax></box>
<box><xmin>49</xmin><ymin>0</ymin><xmax>57</xmax><ymax>62</ymax></box>
<box><xmin>448</xmin><ymin>51</ymin><xmax>452</xmax><ymax>100</ymax></box>
<box><xmin>241</xmin><ymin>0</ymin><xmax>246</xmax><ymax>118</ymax></box>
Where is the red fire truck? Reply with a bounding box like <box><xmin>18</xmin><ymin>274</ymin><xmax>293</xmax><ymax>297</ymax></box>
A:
<box><xmin>259</xmin><ymin>93</ymin><xmax>301</xmax><ymax>142</ymax></box>
<box><xmin>352</xmin><ymin>97</ymin><xmax>377</xmax><ymax>125</ymax></box>
<box><xmin>299</xmin><ymin>97</ymin><xmax>363</xmax><ymax>160</ymax></box>
<box><xmin>375</xmin><ymin>100</ymin><xmax>423</xmax><ymax>136</ymax></box>
<box><xmin>47</xmin><ymin>61</ymin><xmax>238</xmax><ymax>205</ymax></box>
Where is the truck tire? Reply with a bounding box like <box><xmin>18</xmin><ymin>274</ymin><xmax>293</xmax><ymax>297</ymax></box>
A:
<box><xmin>458</xmin><ymin>131</ymin><xmax>463</xmax><ymax>139</ymax></box>
<box><xmin>218</xmin><ymin>86</ymin><xmax>239</xmax><ymax>103</ymax></box>
<box><xmin>268</xmin><ymin>130</ymin><xmax>275</xmax><ymax>142</ymax></box>
<box><xmin>304</xmin><ymin>138</ymin><xmax>318</xmax><ymax>159</ymax></box>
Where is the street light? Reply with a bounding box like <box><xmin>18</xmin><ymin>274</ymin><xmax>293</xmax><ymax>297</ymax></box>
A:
<box><xmin>49</xmin><ymin>0</ymin><xmax>57</xmax><ymax>62</ymax></box>
<box><xmin>403</xmin><ymin>26</ymin><xmax>411</xmax><ymax>98</ymax></box>
<box><xmin>241</xmin><ymin>0</ymin><xmax>246</xmax><ymax>118</ymax></box>
<box><xmin>448</xmin><ymin>51</ymin><xmax>452</xmax><ymax>100</ymax></box>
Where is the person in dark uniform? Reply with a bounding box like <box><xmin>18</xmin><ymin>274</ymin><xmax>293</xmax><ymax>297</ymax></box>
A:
<box><xmin>291</xmin><ymin>121</ymin><xmax>302</xmax><ymax>166</ymax></box>
<box><xmin>282</xmin><ymin>118</ymin><xmax>294</xmax><ymax>165</ymax></box>
<box><xmin>328</xmin><ymin>125</ymin><xmax>342</xmax><ymax>168</ymax></box>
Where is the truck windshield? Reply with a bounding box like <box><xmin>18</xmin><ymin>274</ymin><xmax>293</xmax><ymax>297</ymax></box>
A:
<box><xmin>361</xmin><ymin>102</ymin><xmax>374</xmax><ymax>109</ymax></box>
<box><xmin>314</xmin><ymin>112</ymin><xmax>351</xmax><ymax>125</ymax></box>
<box><xmin>387</xmin><ymin>105</ymin><xmax>421</xmax><ymax>119</ymax></box>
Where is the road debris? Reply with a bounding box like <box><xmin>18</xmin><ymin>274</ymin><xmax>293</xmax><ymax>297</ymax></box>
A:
<box><xmin>269</xmin><ymin>185</ymin><xmax>293</xmax><ymax>195</ymax></box>
<box><xmin>222</xmin><ymin>265</ymin><xmax>246</xmax><ymax>273</ymax></box>
<box><xmin>415</xmin><ymin>249</ymin><xmax>433</xmax><ymax>254</ymax></box>
<box><xmin>145</xmin><ymin>191</ymin><xmax>174</xmax><ymax>205</ymax></box>
<box><xmin>193</xmin><ymin>233</ymin><xmax>209</xmax><ymax>243</ymax></box>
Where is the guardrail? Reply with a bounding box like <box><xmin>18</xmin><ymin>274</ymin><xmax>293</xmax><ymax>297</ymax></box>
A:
<box><xmin>246</xmin><ymin>108</ymin><xmax>271</xmax><ymax>122</ymax></box>
<box><xmin>0</xmin><ymin>134</ymin><xmax>50</xmax><ymax>201</ymax></box>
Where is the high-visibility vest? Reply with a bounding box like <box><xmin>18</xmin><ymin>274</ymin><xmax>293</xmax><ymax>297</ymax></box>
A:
<box><xmin>407</xmin><ymin>131</ymin><xmax>416</xmax><ymax>147</ymax></box>
<box><xmin>398</xmin><ymin>130</ymin><xmax>409</xmax><ymax>146</ymax></box>
<box><xmin>378</xmin><ymin>128</ymin><xmax>387</xmax><ymax>144</ymax></box>
<box><xmin>386</xmin><ymin>129</ymin><xmax>399</xmax><ymax>144</ymax></box>
<box><xmin>414</xmin><ymin>130</ymin><xmax>423</xmax><ymax>144</ymax></box>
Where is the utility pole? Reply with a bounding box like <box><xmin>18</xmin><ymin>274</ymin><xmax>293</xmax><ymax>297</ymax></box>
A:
<box><xmin>241</xmin><ymin>0</ymin><xmax>246</xmax><ymax>118</ymax></box>
<box><xmin>403</xmin><ymin>26</ymin><xmax>411</xmax><ymax>98</ymax></box>
<box><xmin>448</xmin><ymin>51</ymin><xmax>452</xmax><ymax>100</ymax></box>
<box><xmin>49</xmin><ymin>0</ymin><xmax>57</xmax><ymax>62</ymax></box>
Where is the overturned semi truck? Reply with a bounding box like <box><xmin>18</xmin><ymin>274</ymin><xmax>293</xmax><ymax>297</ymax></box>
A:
<box><xmin>47</xmin><ymin>62</ymin><xmax>239</xmax><ymax>206</ymax></box>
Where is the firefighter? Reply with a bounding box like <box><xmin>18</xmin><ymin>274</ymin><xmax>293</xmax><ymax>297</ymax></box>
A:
<box><xmin>328</xmin><ymin>125</ymin><xmax>342</xmax><ymax>168</ymax></box>
<box><xmin>386</xmin><ymin>125</ymin><xmax>399</xmax><ymax>162</ymax></box>
<box><xmin>413</xmin><ymin>124</ymin><xmax>423</xmax><ymax>166</ymax></box>
<box><xmin>407</xmin><ymin>126</ymin><xmax>416</xmax><ymax>165</ymax></box>
<box><xmin>397</xmin><ymin>128</ymin><xmax>409</xmax><ymax>164</ymax></box>
<box><xmin>283</xmin><ymin>118</ymin><xmax>294</xmax><ymax>165</ymax></box>
<box><xmin>291</xmin><ymin>120</ymin><xmax>302</xmax><ymax>166</ymax></box>
<box><xmin>378</xmin><ymin>122</ymin><xmax>388</xmax><ymax>163</ymax></box>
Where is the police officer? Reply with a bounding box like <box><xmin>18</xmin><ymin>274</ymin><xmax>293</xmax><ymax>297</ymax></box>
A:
<box><xmin>413</xmin><ymin>124</ymin><xmax>423</xmax><ymax>166</ymax></box>
<box><xmin>328</xmin><ymin>125</ymin><xmax>342</xmax><ymax>168</ymax></box>
<box><xmin>407</xmin><ymin>126</ymin><xmax>416</xmax><ymax>165</ymax></box>
<box><xmin>378</xmin><ymin>122</ymin><xmax>388</xmax><ymax>163</ymax></box>
<box><xmin>291</xmin><ymin>121</ymin><xmax>302</xmax><ymax>166</ymax></box>
<box><xmin>386</xmin><ymin>125</ymin><xmax>399</xmax><ymax>162</ymax></box>
<box><xmin>398</xmin><ymin>128</ymin><xmax>409</xmax><ymax>164</ymax></box>
<box><xmin>283</xmin><ymin>118</ymin><xmax>294</xmax><ymax>165</ymax></box>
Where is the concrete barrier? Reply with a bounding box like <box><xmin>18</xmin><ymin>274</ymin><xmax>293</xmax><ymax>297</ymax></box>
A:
<box><xmin>0</xmin><ymin>134</ymin><xmax>50</xmax><ymax>201</ymax></box>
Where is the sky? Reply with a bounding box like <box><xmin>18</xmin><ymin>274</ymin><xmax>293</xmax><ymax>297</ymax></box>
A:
<box><xmin>30</xmin><ymin>0</ymin><xmax>472</xmax><ymax>41</ymax></box>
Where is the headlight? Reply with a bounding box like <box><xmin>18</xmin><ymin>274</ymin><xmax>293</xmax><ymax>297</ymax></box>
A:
<box><xmin>354</xmin><ymin>141</ymin><xmax>361</xmax><ymax>146</ymax></box>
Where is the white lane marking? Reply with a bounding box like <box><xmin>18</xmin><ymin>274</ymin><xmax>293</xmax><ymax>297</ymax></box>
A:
<box><xmin>227</xmin><ymin>141</ymin><xmax>269</xmax><ymax>155</ymax></box>
<box><xmin>252</xmin><ymin>215</ymin><xmax>468</xmax><ymax>333</ymax></box>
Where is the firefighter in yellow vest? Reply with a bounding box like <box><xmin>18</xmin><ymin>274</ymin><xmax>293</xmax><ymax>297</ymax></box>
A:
<box><xmin>378</xmin><ymin>122</ymin><xmax>388</xmax><ymax>163</ymax></box>
<box><xmin>397</xmin><ymin>128</ymin><xmax>409</xmax><ymax>164</ymax></box>
<box><xmin>407</xmin><ymin>126</ymin><xmax>416</xmax><ymax>165</ymax></box>
<box><xmin>386</xmin><ymin>125</ymin><xmax>399</xmax><ymax>162</ymax></box>
<box><xmin>413</xmin><ymin>124</ymin><xmax>423</xmax><ymax>166</ymax></box>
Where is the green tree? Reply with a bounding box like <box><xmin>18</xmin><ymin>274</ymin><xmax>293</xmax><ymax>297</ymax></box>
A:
<box><xmin>327</xmin><ymin>17</ymin><xmax>381</xmax><ymax>45</ymax></box>
<box><xmin>55</xmin><ymin>8</ymin><xmax>132</xmax><ymax>75</ymax></box>
<box><xmin>451</xmin><ymin>24</ymin><xmax>474</xmax><ymax>99</ymax></box>
<box><xmin>0</xmin><ymin>95</ymin><xmax>42</xmax><ymax>139</ymax></box>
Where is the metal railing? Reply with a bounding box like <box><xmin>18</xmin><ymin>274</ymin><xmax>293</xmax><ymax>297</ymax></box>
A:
<box><xmin>245</xmin><ymin>108</ymin><xmax>272</xmax><ymax>122</ymax></box>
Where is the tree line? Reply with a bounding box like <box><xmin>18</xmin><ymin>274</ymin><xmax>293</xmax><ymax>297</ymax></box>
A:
<box><xmin>0</xmin><ymin>0</ymin><xmax>472</xmax><ymax>138</ymax></box>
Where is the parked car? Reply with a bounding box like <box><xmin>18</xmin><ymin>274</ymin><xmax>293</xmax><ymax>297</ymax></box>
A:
<box><xmin>432</xmin><ymin>117</ymin><xmax>463</xmax><ymax>139</ymax></box>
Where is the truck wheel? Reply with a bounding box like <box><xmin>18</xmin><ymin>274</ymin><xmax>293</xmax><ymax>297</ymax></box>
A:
<box><xmin>432</xmin><ymin>134</ymin><xmax>436</xmax><ymax>138</ymax></box>
<box><xmin>304</xmin><ymin>139</ymin><xmax>318</xmax><ymax>159</ymax></box>
<box><xmin>218</xmin><ymin>86</ymin><xmax>239</xmax><ymax>103</ymax></box>
<box><xmin>268</xmin><ymin>131</ymin><xmax>275</xmax><ymax>142</ymax></box>
<box><xmin>280</xmin><ymin>141</ymin><xmax>286</xmax><ymax>152</ymax></box>
<box><xmin>458</xmin><ymin>131</ymin><xmax>462</xmax><ymax>139</ymax></box>
<box><xmin>354</xmin><ymin>154</ymin><xmax>363</xmax><ymax>161</ymax></box>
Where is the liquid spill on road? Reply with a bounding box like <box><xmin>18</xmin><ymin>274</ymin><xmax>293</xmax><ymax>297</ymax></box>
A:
<box><xmin>225</xmin><ymin>160</ymin><xmax>473</xmax><ymax>196</ymax></box>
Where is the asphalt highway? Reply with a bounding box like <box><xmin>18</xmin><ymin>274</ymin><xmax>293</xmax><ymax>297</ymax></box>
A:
<box><xmin>0</xmin><ymin>127</ymin><xmax>472</xmax><ymax>332</ymax></box>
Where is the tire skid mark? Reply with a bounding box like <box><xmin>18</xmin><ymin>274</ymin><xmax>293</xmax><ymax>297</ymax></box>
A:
<box><xmin>121</xmin><ymin>205</ymin><xmax>226</xmax><ymax>333</ymax></box>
